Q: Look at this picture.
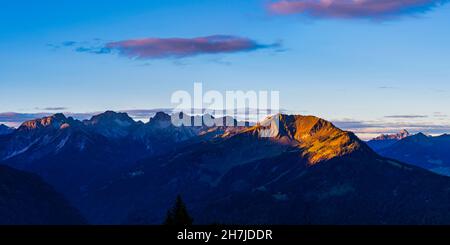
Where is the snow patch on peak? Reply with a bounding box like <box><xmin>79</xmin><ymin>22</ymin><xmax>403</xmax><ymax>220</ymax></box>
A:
<box><xmin>373</xmin><ymin>129</ymin><xmax>411</xmax><ymax>141</ymax></box>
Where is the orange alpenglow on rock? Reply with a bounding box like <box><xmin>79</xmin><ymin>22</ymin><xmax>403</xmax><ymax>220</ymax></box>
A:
<box><xmin>250</xmin><ymin>114</ymin><xmax>370</xmax><ymax>164</ymax></box>
<box><xmin>20</xmin><ymin>113</ymin><xmax>67</xmax><ymax>130</ymax></box>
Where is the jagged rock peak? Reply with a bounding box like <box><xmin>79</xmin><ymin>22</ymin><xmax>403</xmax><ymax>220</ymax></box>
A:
<box><xmin>150</xmin><ymin>112</ymin><xmax>172</xmax><ymax>122</ymax></box>
<box><xmin>373</xmin><ymin>129</ymin><xmax>411</xmax><ymax>141</ymax></box>
<box><xmin>18</xmin><ymin>113</ymin><xmax>69</xmax><ymax>130</ymax></box>
<box><xmin>87</xmin><ymin>111</ymin><xmax>135</xmax><ymax>125</ymax></box>
<box><xmin>251</xmin><ymin>114</ymin><xmax>371</xmax><ymax>164</ymax></box>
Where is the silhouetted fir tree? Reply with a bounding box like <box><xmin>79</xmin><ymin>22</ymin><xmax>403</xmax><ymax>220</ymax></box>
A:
<box><xmin>164</xmin><ymin>195</ymin><xmax>193</xmax><ymax>225</ymax></box>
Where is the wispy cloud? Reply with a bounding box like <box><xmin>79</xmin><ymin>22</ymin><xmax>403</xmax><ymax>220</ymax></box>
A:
<box><xmin>75</xmin><ymin>46</ymin><xmax>111</xmax><ymax>55</ymax></box>
<box><xmin>72</xmin><ymin>35</ymin><xmax>281</xmax><ymax>60</ymax></box>
<box><xmin>384</xmin><ymin>115</ymin><xmax>428</xmax><ymax>119</ymax></box>
<box><xmin>35</xmin><ymin>107</ymin><xmax>68</xmax><ymax>111</ymax></box>
<box><xmin>267</xmin><ymin>0</ymin><xmax>449</xmax><ymax>19</ymax></box>
<box><xmin>377</xmin><ymin>86</ymin><xmax>399</xmax><ymax>90</ymax></box>
<box><xmin>333</xmin><ymin>117</ymin><xmax>450</xmax><ymax>140</ymax></box>
<box><xmin>47</xmin><ymin>41</ymin><xmax>78</xmax><ymax>49</ymax></box>
<box><xmin>62</xmin><ymin>41</ymin><xmax>77</xmax><ymax>47</ymax></box>
<box><xmin>433</xmin><ymin>112</ymin><xmax>448</xmax><ymax>118</ymax></box>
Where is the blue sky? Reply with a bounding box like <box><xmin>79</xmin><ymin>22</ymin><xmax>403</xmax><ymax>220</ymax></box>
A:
<box><xmin>1</xmin><ymin>0</ymin><xmax>450</xmax><ymax>139</ymax></box>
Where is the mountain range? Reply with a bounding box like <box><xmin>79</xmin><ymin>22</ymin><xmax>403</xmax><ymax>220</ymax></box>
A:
<box><xmin>2</xmin><ymin>111</ymin><xmax>450</xmax><ymax>224</ymax></box>
<box><xmin>368</xmin><ymin>131</ymin><xmax>450</xmax><ymax>176</ymax></box>
<box><xmin>367</xmin><ymin>129</ymin><xmax>411</xmax><ymax>151</ymax></box>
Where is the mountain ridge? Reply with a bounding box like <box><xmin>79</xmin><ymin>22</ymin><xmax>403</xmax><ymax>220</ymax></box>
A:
<box><xmin>373</xmin><ymin>129</ymin><xmax>411</xmax><ymax>141</ymax></box>
<box><xmin>369</xmin><ymin>131</ymin><xmax>450</xmax><ymax>176</ymax></box>
<box><xmin>80</xmin><ymin>112</ymin><xmax>450</xmax><ymax>224</ymax></box>
<box><xmin>0</xmin><ymin>124</ymin><xmax>14</xmax><ymax>136</ymax></box>
<box><xmin>367</xmin><ymin>129</ymin><xmax>412</xmax><ymax>151</ymax></box>
<box><xmin>4</xmin><ymin>111</ymin><xmax>450</xmax><ymax>224</ymax></box>
<box><xmin>242</xmin><ymin>114</ymin><xmax>374</xmax><ymax>164</ymax></box>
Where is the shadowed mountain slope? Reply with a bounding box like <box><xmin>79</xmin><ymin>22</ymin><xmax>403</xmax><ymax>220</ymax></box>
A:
<box><xmin>369</xmin><ymin>132</ymin><xmax>450</xmax><ymax>176</ymax></box>
<box><xmin>0</xmin><ymin>164</ymin><xmax>85</xmax><ymax>224</ymax></box>
<box><xmin>79</xmin><ymin>114</ymin><xmax>450</xmax><ymax>225</ymax></box>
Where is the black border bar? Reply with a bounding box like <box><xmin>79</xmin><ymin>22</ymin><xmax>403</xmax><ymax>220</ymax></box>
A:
<box><xmin>1</xmin><ymin>226</ymin><xmax>450</xmax><ymax>243</ymax></box>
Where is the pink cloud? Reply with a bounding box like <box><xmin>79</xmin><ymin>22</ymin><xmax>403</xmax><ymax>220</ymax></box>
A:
<box><xmin>104</xmin><ymin>35</ymin><xmax>279</xmax><ymax>59</ymax></box>
<box><xmin>268</xmin><ymin>0</ymin><xmax>448</xmax><ymax>19</ymax></box>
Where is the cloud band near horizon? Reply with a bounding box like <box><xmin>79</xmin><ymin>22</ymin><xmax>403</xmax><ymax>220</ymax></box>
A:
<box><xmin>268</xmin><ymin>0</ymin><xmax>449</xmax><ymax>19</ymax></box>
<box><xmin>75</xmin><ymin>35</ymin><xmax>280</xmax><ymax>59</ymax></box>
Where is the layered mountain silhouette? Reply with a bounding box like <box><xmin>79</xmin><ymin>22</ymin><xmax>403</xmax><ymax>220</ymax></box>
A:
<box><xmin>3</xmin><ymin>111</ymin><xmax>450</xmax><ymax>224</ymax></box>
<box><xmin>0</xmin><ymin>112</ymin><xmax>244</xmax><ymax>207</ymax></box>
<box><xmin>0</xmin><ymin>124</ymin><xmax>13</xmax><ymax>136</ymax></box>
<box><xmin>72</xmin><ymin>113</ymin><xmax>450</xmax><ymax>224</ymax></box>
<box><xmin>0</xmin><ymin>164</ymin><xmax>85</xmax><ymax>224</ymax></box>
<box><xmin>369</xmin><ymin>131</ymin><xmax>450</xmax><ymax>176</ymax></box>
<box><xmin>367</xmin><ymin>129</ymin><xmax>410</xmax><ymax>151</ymax></box>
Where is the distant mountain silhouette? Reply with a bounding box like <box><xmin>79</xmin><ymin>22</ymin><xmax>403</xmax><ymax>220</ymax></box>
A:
<box><xmin>367</xmin><ymin>129</ymin><xmax>410</xmax><ymax>151</ymax></box>
<box><xmin>3</xmin><ymin>111</ymin><xmax>450</xmax><ymax>224</ymax></box>
<box><xmin>0</xmin><ymin>164</ymin><xmax>85</xmax><ymax>224</ymax></box>
<box><xmin>369</xmin><ymin>132</ymin><xmax>450</xmax><ymax>176</ymax></box>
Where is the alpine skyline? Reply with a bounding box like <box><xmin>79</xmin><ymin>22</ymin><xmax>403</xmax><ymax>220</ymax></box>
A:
<box><xmin>1</xmin><ymin>0</ymin><xmax>450</xmax><ymax>140</ymax></box>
